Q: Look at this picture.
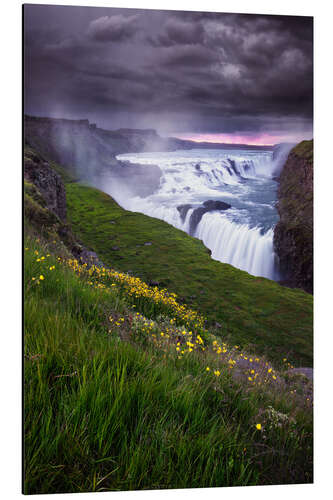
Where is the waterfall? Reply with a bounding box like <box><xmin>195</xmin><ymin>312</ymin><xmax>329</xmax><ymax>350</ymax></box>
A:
<box><xmin>113</xmin><ymin>148</ymin><xmax>280</xmax><ymax>281</ymax></box>
<box><xmin>117</xmin><ymin>149</ymin><xmax>274</xmax><ymax>194</ymax></box>
<box><xmin>195</xmin><ymin>212</ymin><xmax>278</xmax><ymax>279</ymax></box>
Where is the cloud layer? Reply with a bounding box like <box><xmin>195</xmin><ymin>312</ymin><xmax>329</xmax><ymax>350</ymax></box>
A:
<box><xmin>87</xmin><ymin>14</ymin><xmax>140</xmax><ymax>42</ymax></box>
<box><xmin>24</xmin><ymin>5</ymin><xmax>313</xmax><ymax>140</ymax></box>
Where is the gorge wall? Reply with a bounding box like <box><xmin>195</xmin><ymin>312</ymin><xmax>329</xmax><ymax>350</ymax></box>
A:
<box><xmin>24</xmin><ymin>115</ymin><xmax>169</xmax><ymax>198</ymax></box>
<box><xmin>24</xmin><ymin>145</ymin><xmax>105</xmax><ymax>267</ymax></box>
<box><xmin>274</xmin><ymin>140</ymin><xmax>313</xmax><ymax>293</ymax></box>
<box><xmin>24</xmin><ymin>147</ymin><xmax>67</xmax><ymax>222</ymax></box>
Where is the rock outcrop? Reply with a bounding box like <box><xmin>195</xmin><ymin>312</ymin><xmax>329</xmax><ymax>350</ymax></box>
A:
<box><xmin>24</xmin><ymin>145</ymin><xmax>105</xmax><ymax>268</ymax></box>
<box><xmin>273</xmin><ymin>140</ymin><xmax>313</xmax><ymax>293</ymax></box>
<box><xmin>177</xmin><ymin>204</ymin><xmax>194</xmax><ymax>223</ymax></box>
<box><xmin>177</xmin><ymin>200</ymin><xmax>231</xmax><ymax>236</ymax></box>
<box><xmin>24</xmin><ymin>147</ymin><xmax>67</xmax><ymax>221</ymax></box>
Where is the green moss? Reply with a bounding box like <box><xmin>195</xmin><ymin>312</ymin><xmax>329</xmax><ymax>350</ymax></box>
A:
<box><xmin>24</xmin><ymin>180</ymin><xmax>46</xmax><ymax>207</ymax></box>
<box><xmin>24</xmin><ymin>187</ymin><xmax>58</xmax><ymax>229</ymax></box>
<box><xmin>65</xmin><ymin>182</ymin><xmax>313</xmax><ymax>367</ymax></box>
<box><xmin>292</xmin><ymin>140</ymin><xmax>313</xmax><ymax>164</ymax></box>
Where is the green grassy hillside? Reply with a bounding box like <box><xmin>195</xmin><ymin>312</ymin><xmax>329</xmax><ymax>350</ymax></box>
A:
<box><xmin>65</xmin><ymin>182</ymin><xmax>313</xmax><ymax>367</ymax></box>
<box><xmin>24</xmin><ymin>236</ymin><xmax>312</xmax><ymax>493</ymax></box>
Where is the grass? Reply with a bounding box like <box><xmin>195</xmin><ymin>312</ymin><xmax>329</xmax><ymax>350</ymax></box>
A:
<box><xmin>65</xmin><ymin>182</ymin><xmax>313</xmax><ymax>367</ymax></box>
<box><xmin>24</xmin><ymin>237</ymin><xmax>313</xmax><ymax>494</ymax></box>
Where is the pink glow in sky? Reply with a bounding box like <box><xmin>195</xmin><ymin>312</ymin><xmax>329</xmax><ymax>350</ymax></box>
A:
<box><xmin>171</xmin><ymin>132</ymin><xmax>312</xmax><ymax>146</ymax></box>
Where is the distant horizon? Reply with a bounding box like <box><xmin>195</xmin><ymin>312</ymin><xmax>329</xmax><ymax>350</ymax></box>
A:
<box><xmin>171</xmin><ymin>132</ymin><xmax>311</xmax><ymax>147</ymax></box>
<box><xmin>25</xmin><ymin>113</ymin><xmax>313</xmax><ymax>148</ymax></box>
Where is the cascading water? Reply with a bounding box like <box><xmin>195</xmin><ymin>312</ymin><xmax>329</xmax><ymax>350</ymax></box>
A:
<box><xmin>109</xmin><ymin>148</ymin><xmax>281</xmax><ymax>280</ymax></box>
<box><xmin>195</xmin><ymin>213</ymin><xmax>278</xmax><ymax>279</ymax></box>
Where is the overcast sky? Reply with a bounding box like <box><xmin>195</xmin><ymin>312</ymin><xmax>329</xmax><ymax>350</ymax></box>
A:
<box><xmin>24</xmin><ymin>4</ymin><xmax>313</xmax><ymax>144</ymax></box>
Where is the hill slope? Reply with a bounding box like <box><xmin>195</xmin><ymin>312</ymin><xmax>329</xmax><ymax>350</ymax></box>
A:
<box><xmin>65</xmin><ymin>182</ymin><xmax>313</xmax><ymax>367</ymax></box>
<box><xmin>24</xmin><ymin>236</ymin><xmax>313</xmax><ymax>493</ymax></box>
<box><xmin>24</xmin><ymin>144</ymin><xmax>313</xmax><ymax>366</ymax></box>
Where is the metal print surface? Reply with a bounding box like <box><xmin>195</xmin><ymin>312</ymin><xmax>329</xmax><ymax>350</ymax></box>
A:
<box><xmin>23</xmin><ymin>3</ymin><xmax>313</xmax><ymax>494</ymax></box>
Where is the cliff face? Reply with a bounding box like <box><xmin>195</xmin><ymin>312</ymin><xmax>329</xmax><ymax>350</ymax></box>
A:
<box><xmin>24</xmin><ymin>115</ymin><xmax>189</xmax><ymax>166</ymax></box>
<box><xmin>24</xmin><ymin>115</ymin><xmax>164</xmax><ymax>198</ymax></box>
<box><xmin>24</xmin><ymin>147</ymin><xmax>67</xmax><ymax>222</ymax></box>
<box><xmin>273</xmin><ymin>140</ymin><xmax>313</xmax><ymax>293</ymax></box>
<box><xmin>24</xmin><ymin>146</ymin><xmax>105</xmax><ymax>267</ymax></box>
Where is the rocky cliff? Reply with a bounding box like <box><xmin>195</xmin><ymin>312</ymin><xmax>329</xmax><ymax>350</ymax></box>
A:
<box><xmin>24</xmin><ymin>115</ymin><xmax>165</xmax><ymax>198</ymax></box>
<box><xmin>274</xmin><ymin>140</ymin><xmax>313</xmax><ymax>293</ymax></box>
<box><xmin>24</xmin><ymin>147</ymin><xmax>67</xmax><ymax>221</ymax></box>
<box><xmin>24</xmin><ymin>115</ymin><xmax>190</xmax><ymax>165</ymax></box>
<box><xmin>24</xmin><ymin>146</ymin><xmax>105</xmax><ymax>267</ymax></box>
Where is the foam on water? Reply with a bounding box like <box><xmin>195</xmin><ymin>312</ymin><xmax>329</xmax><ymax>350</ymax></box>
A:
<box><xmin>196</xmin><ymin>212</ymin><xmax>278</xmax><ymax>279</ymax></box>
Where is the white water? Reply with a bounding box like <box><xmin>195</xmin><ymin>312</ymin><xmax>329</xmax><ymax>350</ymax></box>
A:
<box><xmin>196</xmin><ymin>213</ymin><xmax>277</xmax><ymax>279</ymax></box>
<box><xmin>111</xmin><ymin>148</ymin><xmax>280</xmax><ymax>280</ymax></box>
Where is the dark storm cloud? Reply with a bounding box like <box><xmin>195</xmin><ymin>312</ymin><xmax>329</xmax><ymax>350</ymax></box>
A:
<box><xmin>159</xmin><ymin>44</ymin><xmax>219</xmax><ymax>67</ymax></box>
<box><xmin>149</xmin><ymin>17</ymin><xmax>205</xmax><ymax>46</ymax></box>
<box><xmin>87</xmin><ymin>14</ymin><xmax>141</xmax><ymax>42</ymax></box>
<box><xmin>24</xmin><ymin>5</ymin><xmax>313</xmax><ymax>137</ymax></box>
